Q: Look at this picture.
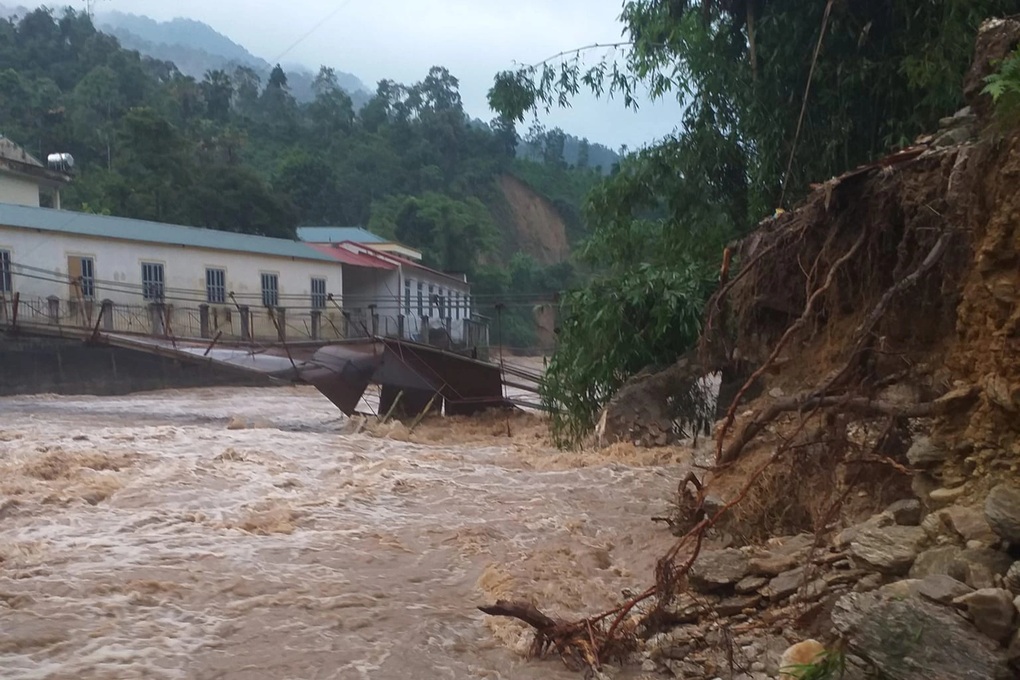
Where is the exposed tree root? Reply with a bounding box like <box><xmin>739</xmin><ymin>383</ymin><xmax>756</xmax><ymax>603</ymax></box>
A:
<box><xmin>480</xmin><ymin>137</ymin><xmax>976</xmax><ymax>675</ymax></box>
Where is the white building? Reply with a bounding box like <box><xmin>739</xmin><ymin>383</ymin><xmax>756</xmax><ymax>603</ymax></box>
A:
<box><xmin>0</xmin><ymin>136</ymin><xmax>480</xmax><ymax>346</ymax></box>
<box><xmin>0</xmin><ymin>202</ymin><xmax>345</xmax><ymax>341</ymax></box>
<box><xmin>0</xmin><ymin>136</ymin><xmax>71</xmax><ymax>208</ymax></box>
<box><xmin>301</xmin><ymin>233</ymin><xmax>474</xmax><ymax>344</ymax></box>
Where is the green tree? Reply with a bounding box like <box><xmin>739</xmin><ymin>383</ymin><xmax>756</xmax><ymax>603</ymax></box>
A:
<box><xmin>489</xmin><ymin>0</ymin><xmax>1014</xmax><ymax>444</ymax></box>
<box><xmin>308</xmin><ymin>66</ymin><xmax>355</xmax><ymax>139</ymax></box>
<box><xmin>201</xmin><ymin>69</ymin><xmax>233</xmax><ymax>121</ymax></box>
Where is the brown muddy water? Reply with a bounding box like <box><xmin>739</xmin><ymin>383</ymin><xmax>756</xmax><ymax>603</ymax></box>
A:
<box><xmin>0</xmin><ymin>386</ymin><xmax>692</xmax><ymax>679</ymax></box>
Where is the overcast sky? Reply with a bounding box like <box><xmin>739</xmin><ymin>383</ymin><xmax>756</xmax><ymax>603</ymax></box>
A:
<box><xmin>26</xmin><ymin>0</ymin><xmax>683</xmax><ymax>149</ymax></box>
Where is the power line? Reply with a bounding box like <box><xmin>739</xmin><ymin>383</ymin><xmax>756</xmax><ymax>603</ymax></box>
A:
<box><xmin>270</xmin><ymin>0</ymin><xmax>355</xmax><ymax>66</ymax></box>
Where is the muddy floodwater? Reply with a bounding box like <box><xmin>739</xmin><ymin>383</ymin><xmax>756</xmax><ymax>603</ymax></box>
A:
<box><xmin>0</xmin><ymin>386</ymin><xmax>691</xmax><ymax>679</ymax></box>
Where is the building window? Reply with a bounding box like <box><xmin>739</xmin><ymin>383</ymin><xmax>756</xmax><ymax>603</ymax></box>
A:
<box><xmin>454</xmin><ymin>292</ymin><xmax>460</xmax><ymax>320</ymax></box>
<box><xmin>261</xmin><ymin>273</ymin><xmax>279</xmax><ymax>307</ymax></box>
<box><xmin>79</xmin><ymin>257</ymin><xmax>95</xmax><ymax>298</ymax></box>
<box><xmin>417</xmin><ymin>281</ymin><xmax>423</xmax><ymax>316</ymax></box>
<box><xmin>0</xmin><ymin>250</ymin><xmax>11</xmax><ymax>294</ymax></box>
<box><xmin>206</xmin><ymin>268</ymin><xmax>226</xmax><ymax>304</ymax></box>
<box><xmin>311</xmin><ymin>277</ymin><xmax>327</xmax><ymax>309</ymax></box>
<box><xmin>141</xmin><ymin>262</ymin><xmax>164</xmax><ymax>301</ymax></box>
<box><xmin>428</xmin><ymin>284</ymin><xmax>435</xmax><ymax>316</ymax></box>
<box><xmin>404</xmin><ymin>279</ymin><xmax>411</xmax><ymax>315</ymax></box>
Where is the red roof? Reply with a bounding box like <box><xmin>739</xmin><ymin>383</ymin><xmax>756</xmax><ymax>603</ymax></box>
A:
<box><xmin>357</xmin><ymin>245</ymin><xmax>467</xmax><ymax>286</ymax></box>
<box><xmin>308</xmin><ymin>243</ymin><xmax>397</xmax><ymax>270</ymax></box>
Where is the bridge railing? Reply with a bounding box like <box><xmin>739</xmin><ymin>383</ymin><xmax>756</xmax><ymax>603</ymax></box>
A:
<box><xmin>0</xmin><ymin>295</ymin><xmax>490</xmax><ymax>351</ymax></box>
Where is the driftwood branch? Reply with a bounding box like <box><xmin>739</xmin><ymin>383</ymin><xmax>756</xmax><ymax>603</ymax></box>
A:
<box><xmin>478</xmin><ymin>600</ymin><xmax>559</xmax><ymax>632</ymax></box>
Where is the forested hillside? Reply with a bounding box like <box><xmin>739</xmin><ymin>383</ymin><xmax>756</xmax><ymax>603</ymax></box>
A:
<box><xmin>0</xmin><ymin>7</ymin><xmax>603</xmax><ymax>346</ymax></box>
<box><xmin>95</xmin><ymin>11</ymin><xmax>370</xmax><ymax>106</ymax></box>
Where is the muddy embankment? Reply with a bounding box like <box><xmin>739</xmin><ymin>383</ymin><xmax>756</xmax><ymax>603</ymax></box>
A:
<box><xmin>570</xmin><ymin>17</ymin><xmax>1020</xmax><ymax>680</ymax></box>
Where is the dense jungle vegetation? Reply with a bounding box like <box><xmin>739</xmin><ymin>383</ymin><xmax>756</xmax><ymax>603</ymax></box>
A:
<box><xmin>487</xmin><ymin>0</ymin><xmax>1020</xmax><ymax>445</ymax></box>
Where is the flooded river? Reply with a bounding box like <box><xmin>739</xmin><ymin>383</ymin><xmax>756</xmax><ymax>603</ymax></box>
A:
<box><xmin>0</xmin><ymin>386</ymin><xmax>691</xmax><ymax>679</ymax></box>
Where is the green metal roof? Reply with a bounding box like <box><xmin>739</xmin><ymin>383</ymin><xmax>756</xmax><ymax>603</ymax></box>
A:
<box><xmin>0</xmin><ymin>203</ymin><xmax>339</xmax><ymax>263</ymax></box>
<box><xmin>296</xmin><ymin>226</ymin><xmax>386</xmax><ymax>243</ymax></box>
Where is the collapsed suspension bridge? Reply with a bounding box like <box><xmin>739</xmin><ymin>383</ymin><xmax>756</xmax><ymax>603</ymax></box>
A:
<box><xmin>0</xmin><ymin>292</ymin><xmax>548</xmax><ymax>418</ymax></box>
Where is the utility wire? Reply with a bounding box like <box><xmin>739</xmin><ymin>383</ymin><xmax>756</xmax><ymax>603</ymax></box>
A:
<box><xmin>270</xmin><ymin>0</ymin><xmax>355</xmax><ymax>65</ymax></box>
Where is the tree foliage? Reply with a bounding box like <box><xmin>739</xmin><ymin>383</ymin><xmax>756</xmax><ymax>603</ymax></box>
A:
<box><xmin>489</xmin><ymin>0</ymin><xmax>1013</xmax><ymax>444</ymax></box>
<box><xmin>984</xmin><ymin>46</ymin><xmax>1020</xmax><ymax>123</ymax></box>
<box><xmin>0</xmin><ymin>7</ymin><xmax>600</xmax><ymax>316</ymax></box>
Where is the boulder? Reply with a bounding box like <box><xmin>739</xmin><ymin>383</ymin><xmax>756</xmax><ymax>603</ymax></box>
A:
<box><xmin>985</xmin><ymin>485</ymin><xmax>1020</xmax><ymax>544</ymax></box>
<box><xmin>886</xmin><ymin>499</ymin><xmax>923</xmax><ymax>526</ymax></box>
<box><xmin>950</xmin><ymin>548</ymin><xmax>1015</xmax><ymax>590</ymax></box>
<box><xmin>954</xmin><ymin>588</ymin><xmax>1017</xmax><ymax>644</ymax></box>
<box><xmin>930</xmin><ymin>486</ymin><xmax>967</xmax><ymax>505</ymax></box>
<box><xmin>715</xmin><ymin>593</ymin><xmax>761</xmax><ymax>617</ymax></box>
<box><xmin>778</xmin><ymin>639</ymin><xmax>826</xmax><ymax>679</ymax></box>
<box><xmin>906</xmin><ymin>436</ymin><xmax>950</xmax><ymax>466</ymax></box>
<box><xmin>689</xmin><ymin>548</ymin><xmax>749</xmax><ymax>592</ymax></box>
<box><xmin>735</xmin><ymin>575</ymin><xmax>769</xmax><ymax>594</ymax></box>
<box><xmin>832</xmin><ymin>588</ymin><xmax>1013</xmax><ymax>679</ymax></box>
<box><xmin>910</xmin><ymin>545</ymin><xmax>963</xmax><ymax>579</ymax></box>
<box><xmin>918</xmin><ymin>574</ymin><xmax>974</xmax><ymax>605</ymax></box>
<box><xmin>939</xmin><ymin>505</ymin><xmax>999</xmax><ymax>547</ymax></box>
<box><xmin>850</xmin><ymin>524</ymin><xmax>927</xmax><ymax>574</ymax></box>
<box><xmin>748</xmin><ymin>552</ymin><xmax>801</xmax><ymax>577</ymax></box>
<box><xmin>763</xmin><ymin>567</ymin><xmax>805</xmax><ymax>601</ymax></box>
<box><xmin>1005</xmin><ymin>562</ymin><xmax>1020</xmax><ymax>596</ymax></box>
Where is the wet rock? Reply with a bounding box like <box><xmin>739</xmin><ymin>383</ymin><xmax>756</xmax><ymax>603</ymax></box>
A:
<box><xmin>954</xmin><ymin>588</ymin><xmax>1018</xmax><ymax>644</ymax></box>
<box><xmin>735</xmin><ymin>575</ymin><xmax>769</xmax><ymax>594</ymax></box>
<box><xmin>833</xmin><ymin>588</ymin><xmax>1013</xmax><ymax>679</ymax></box>
<box><xmin>934</xmin><ymin>126</ymin><xmax>974</xmax><ymax>148</ymax></box>
<box><xmin>1009</xmin><ymin>629</ymin><xmax>1020</xmax><ymax>671</ymax></box>
<box><xmin>984</xmin><ymin>373</ymin><xmax>1019</xmax><ymax>413</ymax></box>
<box><xmin>823</xmin><ymin>569</ymin><xmax>871</xmax><ymax>587</ymax></box>
<box><xmin>906</xmin><ymin>436</ymin><xmax>950</xmax><ymax>466</ymax></box>
<box><xmin>940</xmin><ymin>505</ymin><xmax>1000</xmax><ymax>547</ymax></box>
<box><xmin>985</xmin><ymin>484</ymin><xmax>1020</xmax><ymax>544</ymax></box>
<box><xmin>689</xmin><ymin>548</ymin><xmax>749</xmax><ymax>592</ymax></box>
<box><xmin>850</xmin><ymin>524</ymin><xmax>927</xmax><ymax>574</ymax></box>
<box><xmin>1005</xmin><ymin>562</ymin><xmax>1020</xmax><ymax>596</ymax></box>
<box><xmin>951</xmin><ymin>548</ymin><xmax>1014</xmax><ymax>590</ymax></box>
<box><xmin>700</xmin><ymin>494</ymin><xmax>727</xmax><ymax>521</ymax></box>
<box><xmin>918</xmin><ymin>574</ymin><xmax>974</xmax><ymax>604</ymax></box>
<box><xmin>886</xmin><ymin>498</ymin><xmax>922</xmax><ymax>526</ymax></box>
<box><xmin>748</xmin><ymin>552</ymin><xmax>800</xmax><ymax>577</ymax></box>
<box><xmin>778</xmin><ymin>639</ymin><xmax>826</xmax><ymax>679</ymax></box>
<box><xmin>930</xmin><ymin>486</ymin><xmax>967</xmax><ymax>505</ymax></box>
<box><xmin>716</xmin><ymin>594</ymin><xmax>761</xmax><ymax>617</ymax></box>
<box><xmin>853</xmin><ymin>573</ymin><xmax>884</xmax><ymax>593</ymax></box>
<box><xmin>763</xmin><ymin>567</ymin><xmax>805</xmax><ymax>601</ymax></box>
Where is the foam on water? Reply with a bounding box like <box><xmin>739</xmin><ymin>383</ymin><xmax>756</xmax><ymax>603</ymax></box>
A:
<box><xmin>0</xmin><ymin>386</ymin><xmax>688</xmax><ymax>679</ymax></box>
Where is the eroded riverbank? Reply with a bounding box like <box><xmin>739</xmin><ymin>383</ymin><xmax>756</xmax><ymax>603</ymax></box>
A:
<box><xmin>0</xmin><ymin>386</ymin><xmax>690</xmax><ymax>679</ymax></box>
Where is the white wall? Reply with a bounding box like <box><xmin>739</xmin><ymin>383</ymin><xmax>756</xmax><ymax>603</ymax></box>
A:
<box><xmin>401</xmin><ymin>269</ymin><xmax>471</xmax><ymax>342</ymax></box>
<box><xmin>0</xmin><ymin>226</ymin><xmax>342</xmax><ymax>310</ymax></box>
<box><xmin>0</xmin><ymin>174</ymin><xmax>40</xmax><ymax>207</ymax></box>
<box><xmin>341</xmin><ymin>265</ymin><xmax>401</xmax><ymax>337</ymax></box>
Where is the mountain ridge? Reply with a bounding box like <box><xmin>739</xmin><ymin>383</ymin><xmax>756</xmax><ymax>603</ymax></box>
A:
<box><xmin>96</xmin><ymin>10</ymin><xmax>368</xmax><ymax>104</ymax></box>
